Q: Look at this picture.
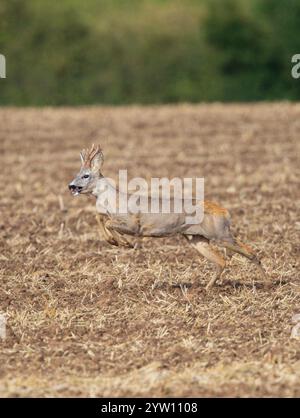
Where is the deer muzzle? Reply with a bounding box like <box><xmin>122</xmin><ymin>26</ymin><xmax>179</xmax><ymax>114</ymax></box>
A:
<box><xmin>68</xmin><ymin>184</ymin><xmax>83</xmax><ymax>195</ymax></box>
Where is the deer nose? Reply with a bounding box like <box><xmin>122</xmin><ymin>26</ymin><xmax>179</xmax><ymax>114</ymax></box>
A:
<box><xmin>69</xmin><ymin>184</ymin><xmax>83</xmax><ymax>191</ymax></box>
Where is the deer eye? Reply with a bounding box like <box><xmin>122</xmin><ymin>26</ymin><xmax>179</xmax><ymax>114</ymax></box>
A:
<box><xmin>82</xmin><ymin>174</ymin><xmax>90</xmax><ymax>179</ymax></box>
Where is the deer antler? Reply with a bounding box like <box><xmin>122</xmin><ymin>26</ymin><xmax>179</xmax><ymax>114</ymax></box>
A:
<box><xmin>80</xmin><ymin>144</ymin><xmax>102</xmax><ymax>168</ymax></box>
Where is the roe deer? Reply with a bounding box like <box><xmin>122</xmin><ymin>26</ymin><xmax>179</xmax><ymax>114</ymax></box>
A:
<box><xmin>68</xmin><ymin>144</ymin><xmax>267</xmax><ymax>290</ymax></box>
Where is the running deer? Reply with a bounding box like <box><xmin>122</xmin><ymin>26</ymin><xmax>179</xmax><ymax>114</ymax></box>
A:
<box><xmin>68</xmin><ymin>144</ymin><xmax>267</xmax><ymax>290</ymax></box>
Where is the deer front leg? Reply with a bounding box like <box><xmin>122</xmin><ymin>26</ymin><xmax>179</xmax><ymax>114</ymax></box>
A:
<box><xmin>104</xmin><ymin>219</ymin><xmax>134</xmax><ymax>248</ymax></box>
<box><xmin>187</xmin><ymin>235</ymin><xmax>226</xmax><ymax>290</ymax></box>
<box><xmin>96</xmin><ymin>214</ymin><xmax>123</xmax><ymax>247</ymax></box>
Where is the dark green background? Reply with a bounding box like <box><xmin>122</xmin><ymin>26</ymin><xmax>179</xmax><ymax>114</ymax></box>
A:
<box><xmin>1</xmin><ymin>0</ymin><xmax>300</xmax><ymax>105</ymax></box>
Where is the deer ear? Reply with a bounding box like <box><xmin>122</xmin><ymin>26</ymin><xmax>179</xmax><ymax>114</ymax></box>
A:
<box><xmin>91</xmin><ymin>150</ymin><xmax>104</xmax><ymax>172</ymax></box>
<box><xmin>80</xmin><ymin>151</ymin><xmax>85</xmax><ymax>165</ymax></box>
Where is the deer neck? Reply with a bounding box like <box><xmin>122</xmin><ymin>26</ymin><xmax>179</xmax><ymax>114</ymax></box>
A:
<box><xmin>92</xmin><ymin>175</ymin><xmax>125</xmax><ymax>215</ymax></box>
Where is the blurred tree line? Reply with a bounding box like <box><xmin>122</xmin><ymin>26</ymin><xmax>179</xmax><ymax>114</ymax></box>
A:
<box><xmin>0</xmin><ymin>0</ymin><xmax>300</xmax><ymax>105</ymax></box>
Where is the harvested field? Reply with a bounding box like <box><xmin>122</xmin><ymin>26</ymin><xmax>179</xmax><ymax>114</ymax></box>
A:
<box><xmin>0</xmin><ymin>103</ymin><xmax>299</xmax><ymax>397</ymax></box>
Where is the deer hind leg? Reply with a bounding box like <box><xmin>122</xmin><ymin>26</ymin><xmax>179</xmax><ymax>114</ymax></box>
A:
<box><xmin>218</xmin><ymin>238</ymin><xmax>267</xmax><ymax>279</ymax></box>
<box><xmin>188</xmin><ymin>236</ymin><xmax>226</xmax><ymax>290</ymax></box>
<box><xmin>225</xmin><ymin>248</ymin><xmax>234</xmax><ymax>262</ymax></box>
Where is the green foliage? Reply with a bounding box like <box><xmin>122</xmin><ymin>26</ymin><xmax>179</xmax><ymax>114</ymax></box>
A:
<box><xmin>205</xmin><ymin>0</ymin><xmax>300</xmax><ymax>101</ymax></box>
<box><xmin>0</xmin><ymin>0</ymin><xmax>300</xmax><ymax>105</ymax></box>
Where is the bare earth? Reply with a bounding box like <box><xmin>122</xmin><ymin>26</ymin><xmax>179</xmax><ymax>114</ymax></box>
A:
<box><xmin>0</xmin><ymin>103</ymin><xmax>299</xmax><ymax>397</ymax></box>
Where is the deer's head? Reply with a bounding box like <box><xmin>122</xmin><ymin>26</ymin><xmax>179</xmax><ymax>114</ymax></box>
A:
<box><xmin>68</xmin><ymin>144</ymin><xmax>104</xmax><ymax>195</ymax></box>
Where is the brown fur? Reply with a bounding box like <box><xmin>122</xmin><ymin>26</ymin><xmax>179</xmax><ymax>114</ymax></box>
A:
<box><xmin>204</xmin><ymin>200</ymin><xmax>230</xmax><ymax>218</ymax></box>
